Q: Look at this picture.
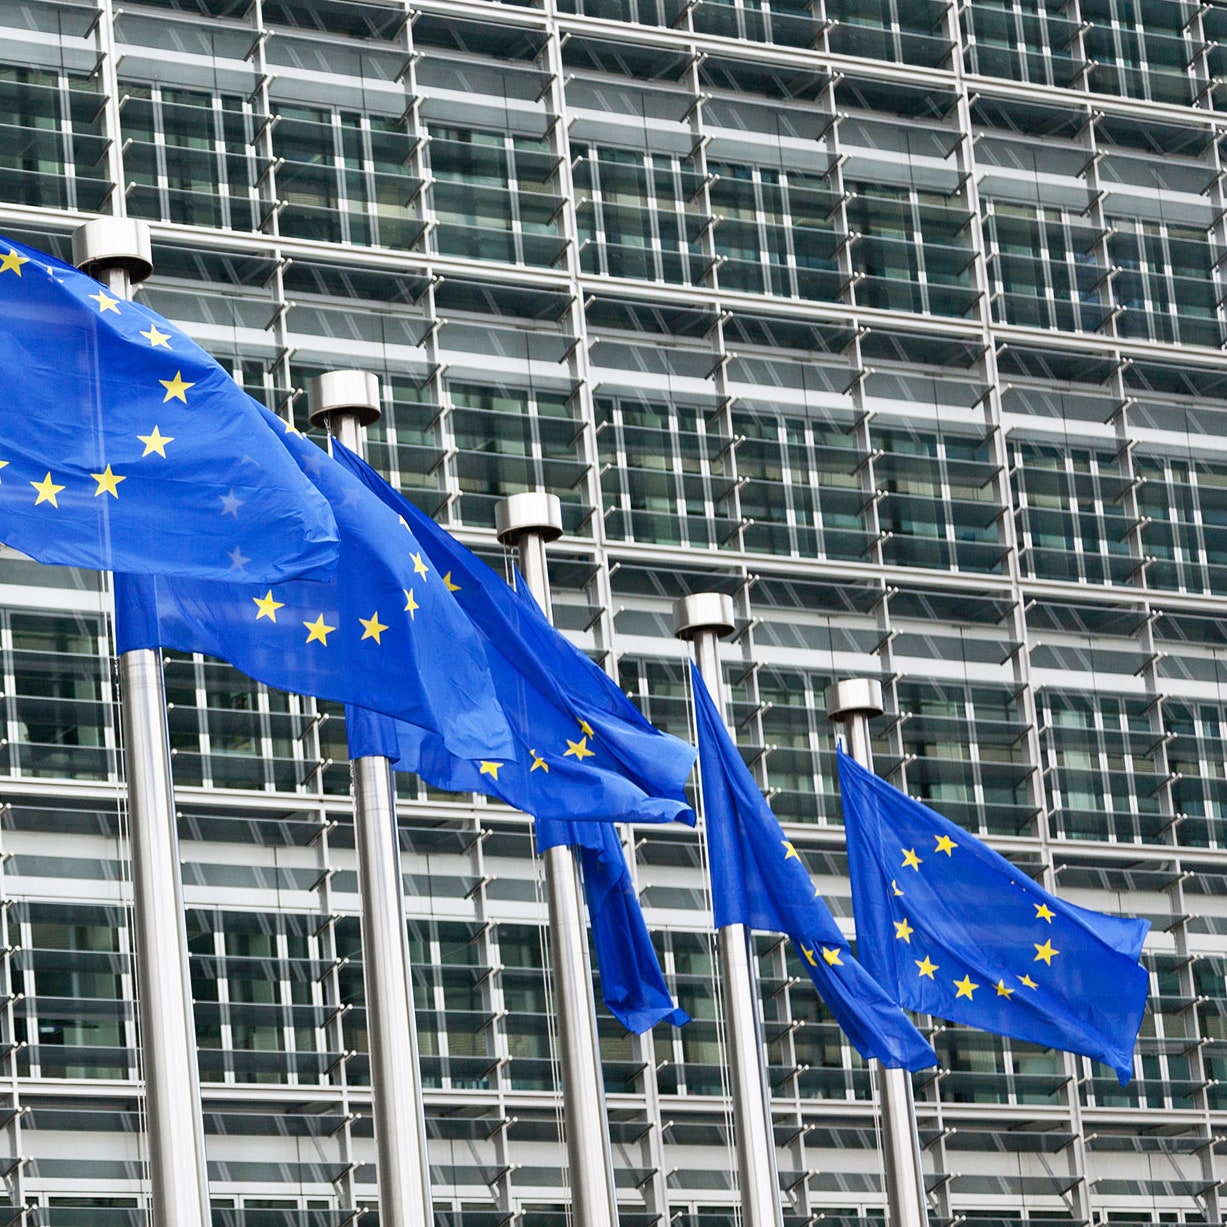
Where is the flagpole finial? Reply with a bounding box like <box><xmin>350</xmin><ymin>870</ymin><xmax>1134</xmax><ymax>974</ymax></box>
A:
<box><xmin>672</xmin><ymin>591</ymin><xmax>735</xmax><ymax>640</ymax></box>
<box><xmin>495</xmin><ymin>490</ymin><xmax>563</xmax><ymax>544</ymax></box>
<box><xmin>72</xmin><ymin>216</ymin><xmax>153</xmax><ymax>282</ymax></box>
<box><xmin>307</xmin><ymin>369</ymin><xmax>382</xmax><ymax>430</ymax></box>
<box><xmin>825</xmin><ymin>677</ymin><xmax>884</xmax><ymax>721</ymax></box>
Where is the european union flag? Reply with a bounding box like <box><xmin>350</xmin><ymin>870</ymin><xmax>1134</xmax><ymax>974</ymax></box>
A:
<box><xmin>113</xmin><ymin>410</ymin><xmax>514</xmax><ymax>764</ymax></box>
<box><xmin>0</xmin><ymin>235</ymin><xmax>336</xmax><ymax>581</ymax></box>
<box><xmin>334</xmin><ymin>441</ymin><xmax>696</xmax><ymax>826</ymax></box>
<box><xmin>692</xmin><ymin>666</ymin><xmax>936</xmax><ymax>1070</ymax></box>
<box><xmin>837</xmin><ymin>749</ymin><xmax>1150</xmax><ymax>1083</ymax></box>
<box><xmin>542</xmin><ymin>818</ymin><xmax>690</xmax><ymax>1034</ymax></box>
<box><xmin>346</xmin><ymin>707</ymin><xmax>688</xmax><ymax>1032</ymax></box>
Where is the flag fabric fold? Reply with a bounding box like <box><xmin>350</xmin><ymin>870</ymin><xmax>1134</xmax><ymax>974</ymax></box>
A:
<box><xmin>112</xmin><ymin>412</ymin><xmax>514</xmax><ymax>765</ymax></box>
<box><xmin>0</xmin><ymin>234</ymin><xmax>337</xmax><ymax>582</ymax></box>
<box><xmin>334</xmin><ymin>440</ymin><xmax>696</xmax><ymax>827</ymax></box>
<box><xmin>837</xmin><ymin>748</ymin><xmax>1150</xmax><ymax>1084</ymax></box>
<box><xmin>691</xmin><ymin>665</ymin><xmax>936</xmax><ymax>1071</ymax></box>
<box><xmin>536</xmin><ymin>816</ymin><xmax>690</xmax><ymax>1034</ymax></box>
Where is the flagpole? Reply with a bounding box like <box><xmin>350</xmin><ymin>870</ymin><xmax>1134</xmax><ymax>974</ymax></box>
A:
<box><xmin>307</xmin><ymin>371</ymin><xmax>433</xmax><ymax>1227</ymax></box>
<box><xmin>826</xmin><ymin>678</ymin><xmax>930</xmax><ymax>1227</ymax></box>
<box><xmin>494</xmin><ymin>491</ymin><xmax>620</xmax><ymax>1227</ymax></box>
<box><xmin>674</xmin><ymin>593</ymin><xmax>784</xmax><ymax>1227</ymax></box>
<box><xmin>73</xmin><ymin>217</ymin><xmax>212</xmax><ymax>1227</ymax></box>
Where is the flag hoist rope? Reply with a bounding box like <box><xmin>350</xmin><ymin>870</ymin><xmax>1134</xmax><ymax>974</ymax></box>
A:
<box><xmin>74</xmin><ymin>216</ymin><xmax>213</xmax><ymax>1227</ymax></box>
<box><xmin>675</xmin><ymin>592</ymin><xmax>785</xmax><ymax>1227</ymax></box>
<box><xmin>494</xmin><ymin>491</ymin><xmax>620</xmax><ymax>1227</ymax></box>
<box><xmin>826</xmin><ymin>678</ymin><xmax>930</xmax><ymax>1227</ymax></box>
<box><xmin>308</xmin><ymin>370</ymin><xmax>433</xmax><ymax>1227</ymax></box>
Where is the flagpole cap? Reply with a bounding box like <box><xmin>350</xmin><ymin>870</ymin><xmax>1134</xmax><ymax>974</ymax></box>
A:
<box><xmin>495</xmin><ymin>492</ymin><xmax>563</xmax><ymax>544</ymax></box>
<box><xmin>72</xmin><ymin>217</ymin><xmax>153</xmax><ymax>283</ymax></box>
<box><xmin>825</xmin><ymin>678</ymin><xmax>884</xmax><ymax>721</ymax></box>
<box><xmin>673</xmin><ymin>592</ymin><xmax>736</xmax><ymax>640</ymax></box>
<box><xmin>306</xmin><ymin>370</ymin><xmax>382</xmax><ymax>428</ymax></box>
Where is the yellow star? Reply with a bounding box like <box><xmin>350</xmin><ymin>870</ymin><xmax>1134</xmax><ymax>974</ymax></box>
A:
<box><xmin>954</xmin><ymin>973</ymin><xmax>978</xmax><ymax>1000</ymax></box>
<box><xmin>1018</xmin><ymin>974</ymin><xmax>1038</xmax><ymax>989</ymax></box>
<box><xmin>159</xmin><ymin>371</ymin><xmax>194</xmax><ymax>403</ymax></box>
<box><xmin>90</xmin><ymin>464</ymin><xmax>125</xmax><ymax>498</ymax></box>
<box><xmin>894</xmin><ymin>918</ymin><xmax>914</xmax><ymax>944</ymax></box>
<box><xmin>822</xmin><ymin>947</ymin><xmax>843</xmax><ymax>967</ymax></box>
<box><xmin>934</xmin><ymin>834</ymin><xmax>957</xmax><ymax>856</ymax></box>
<box><xmin>403</xmin><ymin>588</ymin><xmax>418</xmax><ymax>619</ymax></box>
<box><xmin>89</xmin><ymin>288</ymin><xmax>120</xmax><ymax>313</ymax></box>
<box><xmin>782</xmin><ymin>840</ymin><xmax>800</xmax><ymax>861</ymax></box>
<box><xmin>138</xmin><ymin>426</ymin><xmax>173</xmax><ymax>457</ymax></box>
<box><xmin>891</xmin><ymin>879</ymin><xmax>904</xmax><ymax>897</ymax></box>
<box><xmin>530</xmin><ymin>749</ymin><xmax>548</xmax><ymax>773</ymax></box>
<box><xmin>479</xmin><ymin>761</ymin><xmax>501</xmax><ymax>779</ymax></box>
<box><xmin>303</xmin><ymin>613</ymin><xmax>335</xmax><ymax>645</ymax></box>
<box><xmin>359</xmin><ymin>611</ymin><xmax>388</xmax><ymax>644</ymax></box>
<box><xmin>1035</xmin><ymin>903</ymin><xmax>1055</xmax><ymax>923</ymax></box>
<box><xmin>140</xmin><ymin>323</ymin><xmax>172</xmax><ymax>348</ymax></box>
<box><xmin>801</xmin><ymin>946</ymin><xmax>817</xmax><ymax>966</ymax></box>
<box><xmin>995</xmin><ymin>980</ymin><xmax>1014</xmax><ymax>998</ymax></box>
<box><xmin>901</xmin><ymin>848</ymin><xmax>922</xmax><ymax>871</ymax></box>
<box><xmin>0</xmin><ymin>248</ymin><xmax>29</xmax><ymax>276</ymax></box>
<box><xmin>253</xmin><ymin>591</ymin><xmax>284</xmax><ymax>622</ymax></box>
<box><xmin>579</xmin><ymin>718</ymin><xmax>595</xmax><ymax>738</ymax></box>
<box><xmin>443</xmin><ymin>570</ymin><xmax>461</xmax><ymax>592</ymax></box>
<box><xmin>411</xmin><ymin>552</ymin><xmax>428</xmax><ymax>577</ymax></box>
<box><xmin>30</xmin><ymin>472</ymin><xmax>64</xmax><ymax>507</ymax></box>
<box><xmin>1033</xmin><ymin>940</ymin><xmax>1059</xmax><ymax>965</ymax></box>
<box><xmin>915</xmin><ymin>955</ymin><xmax>938</xmax><ymax>980</ymax></box>
<box><xmin>0</xmin><ymin>459</ymin><xmax>7</xmax><ymax>480</ymax></box>
<box><xmin>564</xmin><ymin>735</ymin><xmax>594</xmax><ymax>761</ymax></box>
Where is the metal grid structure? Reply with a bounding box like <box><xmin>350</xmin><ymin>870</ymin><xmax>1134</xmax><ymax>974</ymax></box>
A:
<box><xmin>1</xmin><ymin>0</ymin><xmax>1227</xmax><ymax>1221</ymax></box>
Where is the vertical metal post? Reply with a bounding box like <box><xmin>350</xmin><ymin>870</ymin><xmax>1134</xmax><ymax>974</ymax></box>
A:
<box><xmin>675</xmin><ymin>593</ymin><xmax>784</xmax><ymax>1227</ymax></box>
<box><xmin>73</xmin><ymin>217</ymin><xmax>213</xmax><ymax>1227</ymax></box>
<box><xmin>307</xmin><ymin>371</ymin><xmax>433</xmax><ymax>1227</ymax></box>
<box><xmin>826</xmin><ymin>679</ymin><xmax>930</xmax><ymax>1227</ymax></box>
<box><xmin>494</xmin><ymin>492</ymin><xmax>620</xmax><ymax>1227</ymax></box>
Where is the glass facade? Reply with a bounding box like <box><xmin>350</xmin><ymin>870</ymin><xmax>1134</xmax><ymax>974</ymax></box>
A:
<box><xmin>0</xmin><ymin>0</ymin><xmax>1225</xmax><ymax>1220</ymax></box>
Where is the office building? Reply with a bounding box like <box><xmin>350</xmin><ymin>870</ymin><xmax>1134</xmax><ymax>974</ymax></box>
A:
<box><xmin>0</xmin><ymin>0</ymin><xmax>1224</xmax><ymax>1220</ymax></box>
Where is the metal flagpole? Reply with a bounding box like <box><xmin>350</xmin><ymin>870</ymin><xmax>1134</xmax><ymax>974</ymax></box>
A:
<box><xmin>73</xmin><ymin>217</ymin><xmax>213</xmax><ymax>1226</ymax></box>
<box><xmin>306</xmin><ymin>371</ymin><xmax>433</xmax><ymax>1227</ymax></box>
<box><xmin>826</xmin><ymin>678</ymin><xmax>930</xmax><ymax>1227</ymax></box>
<box><xmin>493</xmin><ymin>491</ymin><xmax>620</xmax><ymax>1227</ymax></box>
<box><xmin>674</xmin><ymin>592</ymin><xmax>784</xmax><ymax>1227</ymax></box>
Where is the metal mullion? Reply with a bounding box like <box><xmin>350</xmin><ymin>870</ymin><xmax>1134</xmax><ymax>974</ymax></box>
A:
<box><xmin>194</xmin><ymin>654</ymin><xmax>216</xmax><ymax>792</ymax></box>
<box><xmin>331</xmin><ymin>110</ymin><xmax>352</xmax><ymax>249</ymax></box>
<box><xmin>276</xmin><ymin>929</ymin><xmax>297</xmax><ymax>1088</ymax></box>
<box><xmin>151</xmin><ymin>87</ymin><xmax>171</xmax><ymax>229</ymax></box>
<box><xmin>256</xmin><ymin>678</ymin><xmax>275</xmax><ymax>794</ymax></box>
<box><xmin>56</xmin><ymin>68</ymin><xmax>80</xmax><ymax>213</ymax></box>
<box><xmin>0</xmin><ymin>888</ymin><xmax>22</xmax><ymax>1205</ymax></box>
<box><xmin>427</xmin><ymin>929</ymin><xmax>451</xmax><ymax>1091</ymax></box>
<box><xmin>505</xmin><ymin>133</ymin><xmax>526</xmax><ymax>271</ymax></box>
<box><xmin>359</xmin><ymin>114</ymin><xmax>380</xmax><ymax>250</ymax></box>
<box><xmin>777</xmin><ymin>170</ymin><xmax>800</xmax><ymax>302</ymax></box>
<box><xmin>215</xmin><ymin>926</ymin><xmax>234</xmax><ymax>1085</ymax></box>
<box><xmin>212</xmin><ymin>94</ymin><xmax>232</xmax><ymax>234</ymax></box>
<box><xmin>587</xmin><ymin>149</ymin><xmax>612</xmax><ymax>279</ymax></box>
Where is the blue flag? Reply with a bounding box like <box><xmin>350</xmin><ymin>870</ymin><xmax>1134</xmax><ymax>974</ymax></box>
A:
<box><xmin>837</xmin><ymin>749</ymin><xmax>1150</xmax><ymax>1083</ymax></box>
<box><xmin>349</xmin><ymin>707</ymin><xmax>689</xmax><ymax>1033</ymax></box>
<box><xmin>0</xmin><ymin>235</ymin><xmax>337</xmax><ymax>582</ymax></box>
<box><xmin>691</xmin><ymin>666</ymin><xmax>935</xmax><ymax>1071</ymax></box>
<box><xmin>333</xmin><ymin>441</ymin><xmax>696</xmax><ymax>826</ymax></box>
<box><xmin>113</xmin><ymin>412</ymin><xmax>514</xmax><ymax>764</ymax></box>
<box><xmin>538</xmin><ymin>818</ymin><xmax>689</xmax><ymax>1034</ymax></box>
